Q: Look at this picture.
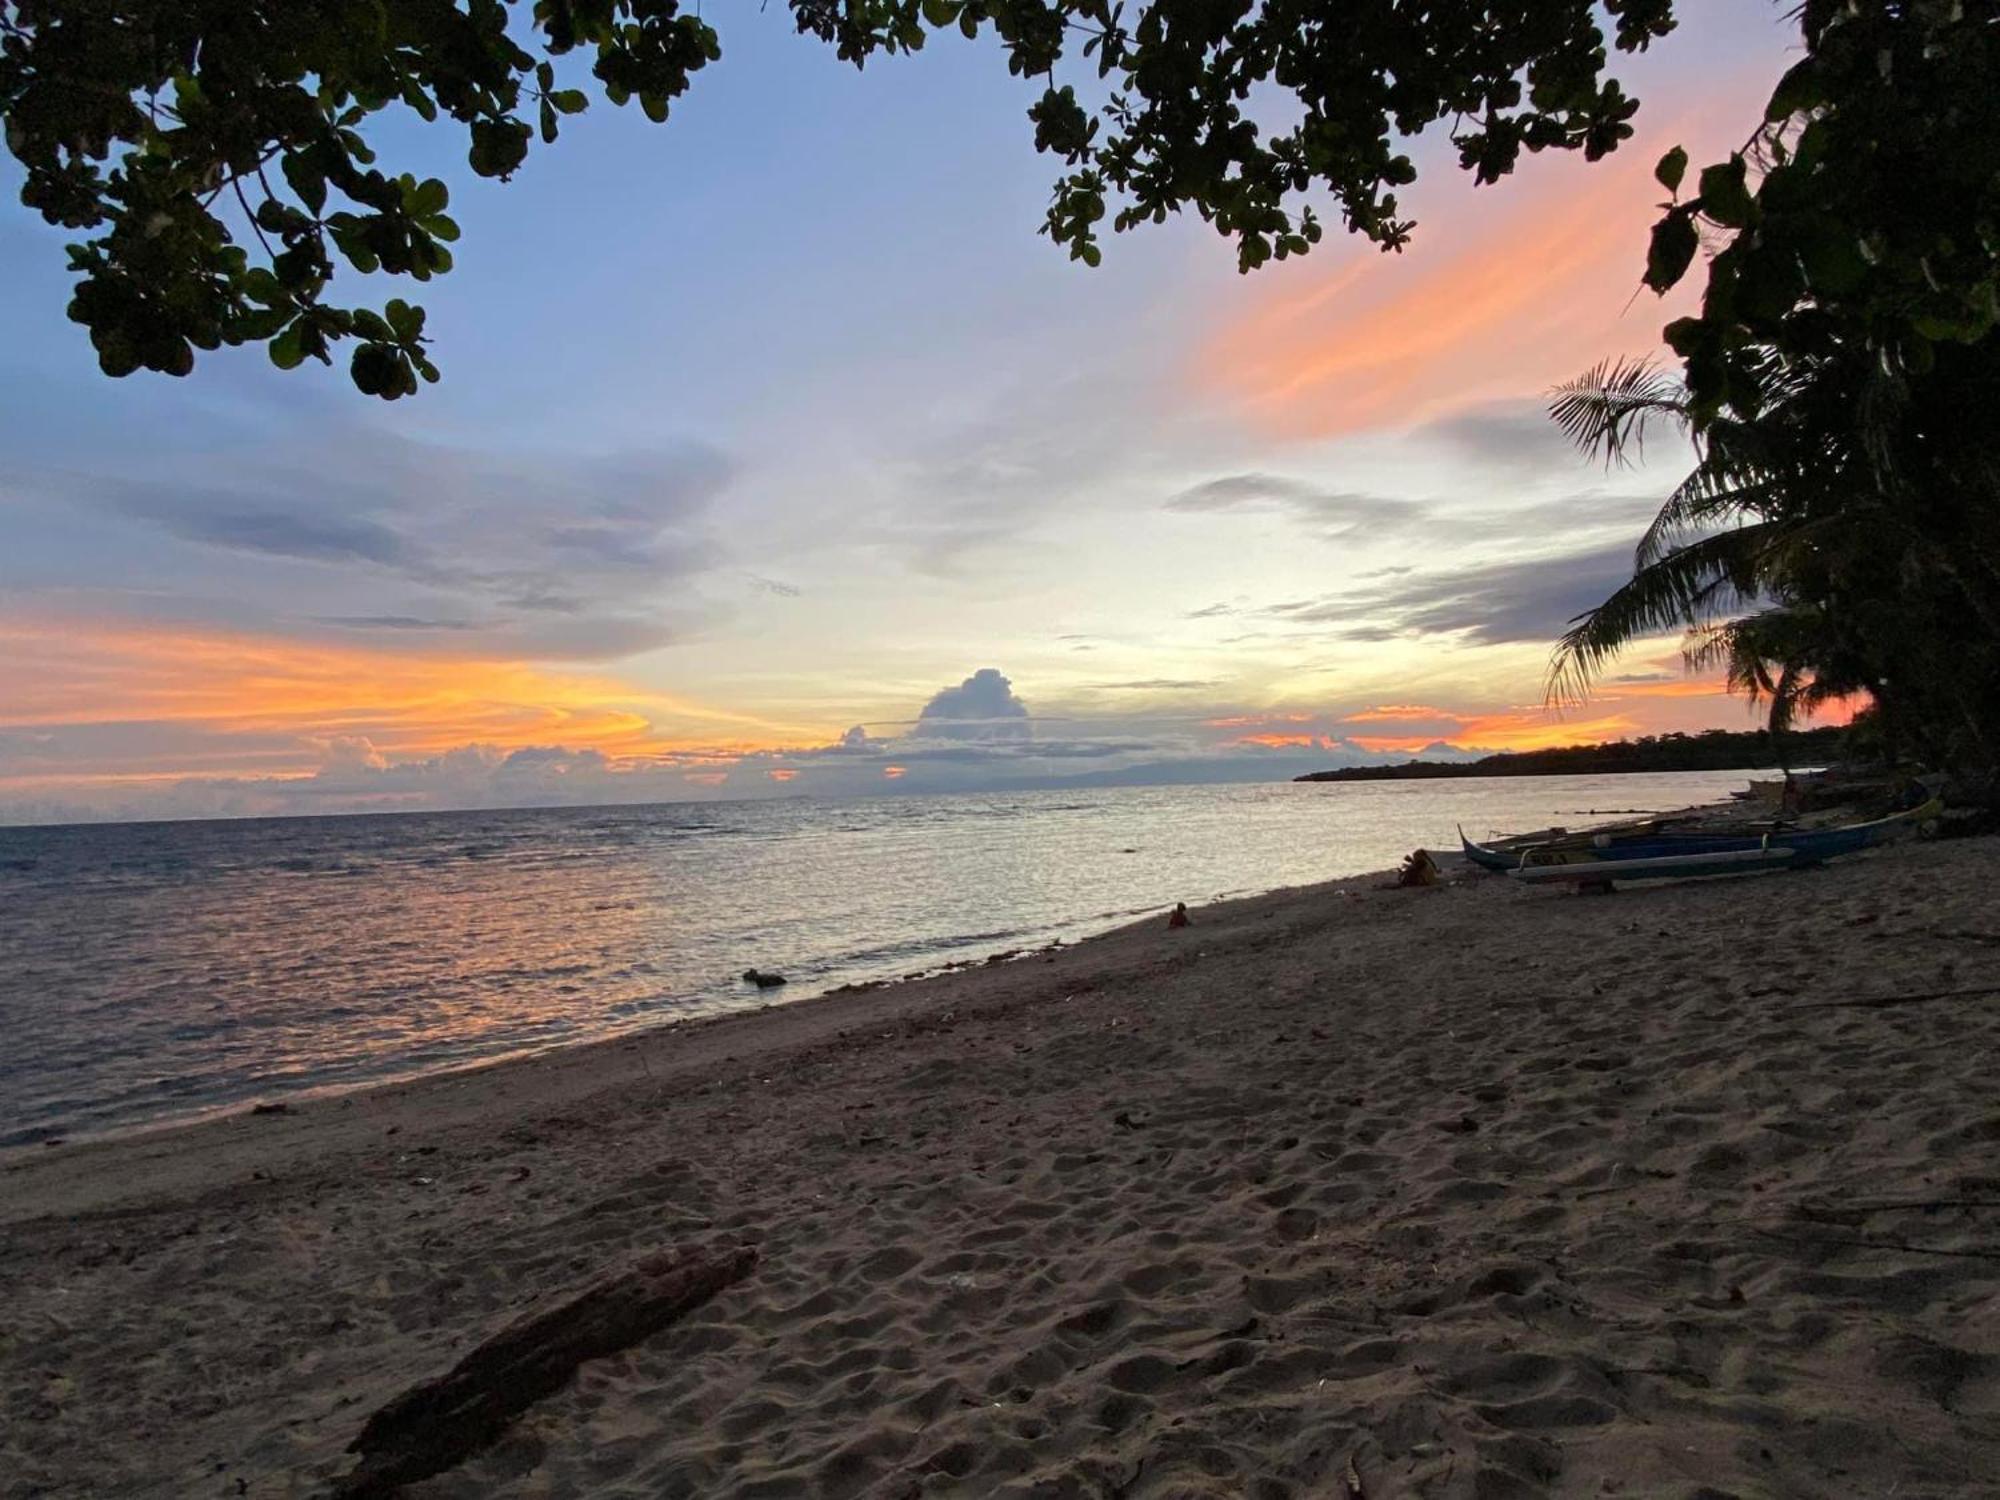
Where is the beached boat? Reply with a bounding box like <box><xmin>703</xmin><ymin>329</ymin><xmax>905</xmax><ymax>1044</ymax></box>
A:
<box><xmin>1457</xmin><ymin>816</ymin><xmax>1775</xmax><ymax>872</ymax></box>
<box><xmin>1457</xmin><ymin>818</ymin><xmax>1692</xmax><ymax>872</ymax></box>
<box><xmin>1508</xmin><ymin>845</ymin><xmax>1801</xmax><ymax>884</ymax></box>
<box><xmin>1493</xmin><ymin>799</ymin><xmax>1938</xmax><ymax>885</ymax></box>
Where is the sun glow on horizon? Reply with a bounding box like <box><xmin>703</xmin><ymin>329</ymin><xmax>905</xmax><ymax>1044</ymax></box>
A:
<box><xmin>0</xmin><ymin>617</ymin><xmax>831</xmax><ymax>779</ymax></box>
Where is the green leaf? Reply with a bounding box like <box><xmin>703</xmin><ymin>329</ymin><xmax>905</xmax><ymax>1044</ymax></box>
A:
<box><xmin>232</xmin><ymin>307</ymin><xmax>291</xmax><ymax>341</ymax></box>
<box><xmin>400</xmin><ymin>80</ymin><xmax>438</xmax><ymax>123</ymax></box>
<box><xmin>1697</xmin><ymin>156</ymin><xmax>1753</xmax><ymax>229</ymax></box>
<box><xmin>540</xmin><ymin>99</ymin><xmax>558</xmax><ymax>144</ymax></box>
<box><xmin>550</xmin><ymin>90</ymin><xmax>588</xmax><ymax>115</ymax></box>
<box><xmin>409</xmin><ymin>177</ymin><xmax>449</xmax><ymax>217</ymax></box>
<box><xmin>282</xmin><ymin>153</ymin><xmax>327</xmax><ymax>215</ymax></box>
<box><xmin>640</xmin><ymin>92</ymin><xmax>669</xmax><ymax>124</ymax></box>
<box><xmin>350</xmin><ymin>341</ymin><xmax>401</xmax><ymax>397</ymax></box>
<box><xmin>269</xmin><ymin>322</ymin><xmax>306</xmax><ymax>370</ymax></box>
<box><xmin>241</xmin><ymin>267</ymin><xmax>286</xmax><ymax>308</ymax></box>
<box><xmin>422</xmin><ymin>213</ymin><xmax>460</xmax><ymax>243</ymax></box>
<box><xmin>385</xmin><ymin>298</ymin><xmax>423</xmax><ymax>340</ymax></box>
<box><xmin>1764</xmin><ymin>57</ymin><xmax>1821</xmax><ymax>122</ymax></box>
<box><xmin>1654</xmin><ymin>145</ymin><xmax>1687</xmax><ymax>195</ymax></box>
<box><xmin>1798</xmin><ymin>225</ymin><xmax>1867</xmax><ymax>295</ymax></box>
<box><xmin>1645</xmin><ymin>209</ymin><xmax>1699</xmax><ymax>293</ymax></box>
<box><xmin>351</xmin><ymin>309</ymin><xmax>394</xmax><ymax>341</ymax></box>
<box><xmin>468</xmin><ymin>120</ymin><xmax>531</xmax><ymax>179</ymax></box>
<box><xmin>921</xmin><ymin>0</ymin><xmax>962</xmax><ymax>25</ymax></box>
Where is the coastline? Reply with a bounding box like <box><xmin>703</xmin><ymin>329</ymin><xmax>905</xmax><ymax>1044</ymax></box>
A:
<box><xmin>4</xmin><ymin>776</ymin><xmax>1756</xmax><ymax>1153</ymax></box>
<box><xmin>5</xmin><ymin>834</ymin><xmax>1999</xmax><ymax>1496</ymax></box>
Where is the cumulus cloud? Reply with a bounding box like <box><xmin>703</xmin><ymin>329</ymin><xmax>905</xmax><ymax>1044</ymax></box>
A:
<box><xmin>0</xmin><ymin>654</ymin><xmax>1675</xmax><ymax>825</ymax></box>
<box><xmin>914</xmin><ymin>668</ymin><xmax>1032</xmax><ymax>742</ymax></box>
<box><xmin>309</xmin><ymin>736</ymin><xmax>390</xmax><ymax>774</ymax></box>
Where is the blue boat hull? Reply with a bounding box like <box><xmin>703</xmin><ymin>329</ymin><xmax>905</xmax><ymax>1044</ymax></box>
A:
<box><xmin>1462</xmin><ymin>800</ymin><xmax>1935</xmax><ymax>874</ymax></box>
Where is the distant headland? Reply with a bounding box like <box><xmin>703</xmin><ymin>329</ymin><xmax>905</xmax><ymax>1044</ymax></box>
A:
<box><xmin>1294</xmin><ymin>726</ymin><xmax>1846</xmax><ymax>783</ymax></box>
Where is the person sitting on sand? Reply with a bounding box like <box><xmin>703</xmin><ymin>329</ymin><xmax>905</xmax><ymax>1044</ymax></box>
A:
<box><xmin>1395</xmin><ymin>849</ymin><xmax>1440</xmax><ymax>888</ymax></box>
<box><xmin>1167</xmin><ymin>902</ymin><xmax>1190</xmax><ymax>929</ymax></box>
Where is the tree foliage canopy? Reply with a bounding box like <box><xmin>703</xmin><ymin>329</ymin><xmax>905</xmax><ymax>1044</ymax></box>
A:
<box><xmin>1</xmin><ymin>0</ymin><xmax>1674</xmax><ymax>396</ymax></box>
<box><xmin>1639</xmin><ymin>0</ymin><xmax>2000</xmax><ymax>428</ymax></box>
<box><xmin>1547</xmin><ymin>1</ymin><xmax>2000</xmax><ymax>770</ymax></box>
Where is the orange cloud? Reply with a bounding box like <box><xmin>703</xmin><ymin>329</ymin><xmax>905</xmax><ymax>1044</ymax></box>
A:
<box><xmin>767</xmin><ymin>768</ymin><xmax>800</xmax><ymax>783</ymax></box>
<box><xmin>1192</xmin><ymin>74</ymin><xmax>1778</xmax><ymax>438</ymax></box>
<box><xmin>882</xmin><ymin>765</ymin><xmax>907</xmax><ymax>779</ymax></box>
<box><xmin>1598</xmin><ymin>677</ymin><xmax>1744</xmax><ymax>700</ymax></box>
<box><xmin>1340</xmin><ymin>703</ymin><xmax>1454</xmax><ymax>724</ymax></box>
<box><xmin>1237</xmin><ymin>732</ymin><xmax>1320</xmax><ymax>749</ymax></box>
<box><xmin>0</xmin><ymin>616</ymin><xmax>822</xmax><ymax>784</ymax></box>
<box><xmin>1199</xmin><ymin>159</ymin><xmax>1670</xmax><ymax>434</ymax></box>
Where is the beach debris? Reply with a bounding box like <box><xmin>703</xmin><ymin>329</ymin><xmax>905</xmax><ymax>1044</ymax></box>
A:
<box><xmin>250</xmin><ymin>1102</ymin><xmax>294</xmax><ymax>1117</ymax></box>
<box><xmin>1168</xmin><ymin>902</ymin><xmax>1191</xmax><ymax>929</ymax></box>
<box><xmin>336</xmin><ymin>1241</ymin><xmax>757</xmax><ymax>1498</ymax></box>
<box><xmin>741</xmin><ymin>968</ymin><xmax>788</xmax><ymax>988</ymax></box>
<box><xmin>1343</xmin><ymin>1454</ymin><xmax>1367</xmax><ymax>1498</ymax></box>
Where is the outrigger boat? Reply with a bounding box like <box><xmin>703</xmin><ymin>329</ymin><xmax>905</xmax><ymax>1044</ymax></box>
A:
<box><xmin>1460</xmin><ymin>799</ymin><xmax>1938</xmax><ymax>884</ymax></box>
<box><xmin>1509</xmin><ymin>845</ymin><xmax>1802</xmax><ymax>885</ymax></box>
<box><xmin>1457</xmin><ymin>815</ymin><xmax>1767</xmax><ymax>872</ymax></box>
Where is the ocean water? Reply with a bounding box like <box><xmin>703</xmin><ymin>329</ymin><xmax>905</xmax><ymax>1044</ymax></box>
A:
<box><xmin>0</xmin><ymin>772</ymin><xmax>1753</xmax><ymax>1145</ymax></box>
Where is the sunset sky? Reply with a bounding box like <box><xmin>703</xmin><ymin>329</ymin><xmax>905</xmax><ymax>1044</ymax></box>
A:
<box><xmin>0</xmin><ymin>2</ymin><xmax>1807</xmax><ymax>823</ymax></box>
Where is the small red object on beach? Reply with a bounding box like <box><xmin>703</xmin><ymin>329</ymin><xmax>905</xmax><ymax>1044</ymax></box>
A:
<box><xmin>1167</xmin><ymin>902</ymin><xmax>1190</xmax><ymax>929</ymax></box>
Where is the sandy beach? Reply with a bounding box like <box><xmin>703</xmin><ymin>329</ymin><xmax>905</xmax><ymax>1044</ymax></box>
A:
<box><xmin>5</xmin><ymin>835</ymin><xmax>2000</xmax><ymax>1499</ymax></box>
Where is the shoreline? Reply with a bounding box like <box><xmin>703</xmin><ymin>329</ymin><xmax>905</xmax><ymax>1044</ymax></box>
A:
<box><xmin>0</xmin><ymin>883</ymin><xmax>1243</xmax><ymax>1160</ymax></box>
<box><xmin>0</xmin><ymin>863</ymin><xmax>1391</xmax><ymax>1224</ymax></box>
<box><xmin>6</xmin><ymin>832</ymin><xmax>1998</xmax><ymax>1497</ymax></box>
<box><xmin>8</xmin><ymin>787</ymin><xmax>1738</xmax><ymax>1155</ymax></box>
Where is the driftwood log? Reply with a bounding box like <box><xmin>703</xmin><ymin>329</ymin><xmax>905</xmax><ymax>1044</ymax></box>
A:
<box><xmin>336</xmin><ymin>1241</ymin><xmax>758</xmax><ymax>1498</ymax></box>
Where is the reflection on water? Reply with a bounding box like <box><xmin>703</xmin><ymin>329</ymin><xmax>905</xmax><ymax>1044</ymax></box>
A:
<box><xmin>0</xmin><ymin>772</ymin><xmax>1751</xmax><ymax>1143</ymax></box>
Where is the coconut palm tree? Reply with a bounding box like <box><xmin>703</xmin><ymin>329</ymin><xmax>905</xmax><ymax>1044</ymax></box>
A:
<box><xmin>1543</xmin><ymin>356</ymin><xmax>1820</xmax><ymax>725</ymax></box>
<box><xmin>1545</xmin><ymin>349</ymin><xmax>2000</xmax><ymax>768</ymax></box>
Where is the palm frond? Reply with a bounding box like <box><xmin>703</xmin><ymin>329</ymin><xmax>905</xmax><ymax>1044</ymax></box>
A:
<box><xmin>1548</xmin><ymin>357</ymin><xmax>1690</xmax><ymax>468</ymax></box>
<box><xmin>1635</xmin><ymin>466</ymin><xmax>1772</xmax><ymax>567</ymax></box>
<box><xmin>1546</xmin><ymin>522</ymin><xmax>1777</xmax><ymax>707</ymax></box>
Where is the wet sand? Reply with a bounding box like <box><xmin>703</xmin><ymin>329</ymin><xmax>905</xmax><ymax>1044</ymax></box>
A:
<box><xmin>4</xmin><ymin>835</ymin><xmax>1999</xmax><ymax>1497</ymax></box>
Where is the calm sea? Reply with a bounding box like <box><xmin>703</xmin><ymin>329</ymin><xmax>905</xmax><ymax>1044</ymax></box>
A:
<box><xmin>0</xmin><ymin>772</ymin><xmax>1752</xmax><ymax>1145</ymax></box>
